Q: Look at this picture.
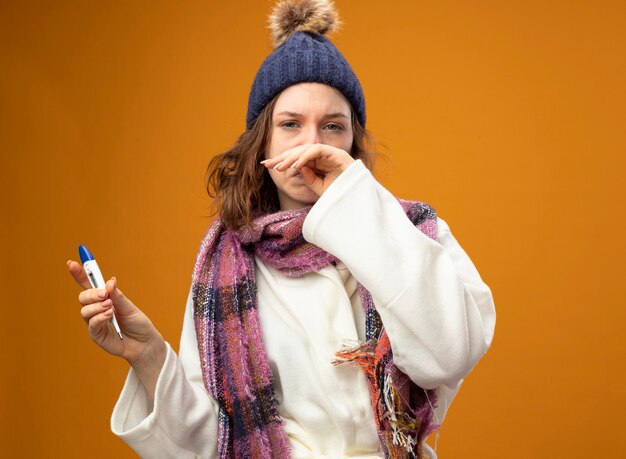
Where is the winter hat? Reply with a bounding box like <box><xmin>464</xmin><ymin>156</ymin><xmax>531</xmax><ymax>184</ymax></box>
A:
<box><xmin>246</xmin><ymin>0</ymin><xmax>366</xmax><ymax>129</ymax></box>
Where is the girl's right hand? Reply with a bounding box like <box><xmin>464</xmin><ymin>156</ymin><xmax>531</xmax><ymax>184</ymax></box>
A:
<box><xmin>67</xmin><ymin>260</ymin><xmax>165</xmax><ymax>369</ymax></box>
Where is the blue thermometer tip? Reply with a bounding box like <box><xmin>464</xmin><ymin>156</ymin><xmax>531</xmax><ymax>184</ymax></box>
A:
<box><xmin>78</xmin><ymin>245</ymin><xmax>95</xmax><ymax>264</ymax></box>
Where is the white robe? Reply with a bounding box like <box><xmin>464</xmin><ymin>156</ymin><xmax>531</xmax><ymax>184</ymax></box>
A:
<box><xmin>111</xmin><ymin>160</ymin><xmax>496</xmax><ymax>458</ymax></box>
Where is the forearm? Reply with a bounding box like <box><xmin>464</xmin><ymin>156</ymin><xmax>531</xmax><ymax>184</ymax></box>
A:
<box><xmin>112</xmin><ymin>342</ymin><xmax>220</xmax><ymax>458</ymax></box>
<box><xmin>303</xmin><ymin>161</ymin><xmax>496</xmax><ymax>388</ymax></box>
<box><xmin>112</xmin><ymin>288</ymin><xmax>220</xmax><ymax>457</ymax></box>
<box><xmin>128</xmin><ymin>335</ymin><xmax>167</xmax><ymax>402</ymax></box>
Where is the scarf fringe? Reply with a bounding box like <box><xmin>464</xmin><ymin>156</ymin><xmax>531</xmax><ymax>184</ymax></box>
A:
<box><xmin>334</xmin><ymin>340</ymin><xmax>439</xmax><ymax>459</ymax></box>
<box><xmin>332</xmin><ymin>340</ymin><xmax>377</xmax><ymax>374</ymax></box>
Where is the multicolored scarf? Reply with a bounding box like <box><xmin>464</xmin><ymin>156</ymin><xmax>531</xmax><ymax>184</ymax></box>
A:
<box><xmin>192</xmin><ymin>200</ymin><xmax>439</xmax><ymax>458</ymax></box>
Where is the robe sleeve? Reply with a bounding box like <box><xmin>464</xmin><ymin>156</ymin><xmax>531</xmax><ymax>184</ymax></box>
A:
<box><xmin>303</xmin><ymin>160</ymin><xmax>496</xmax><ymax>390</ymax></box>
<box><xmin>110</xmin><ymin>288</ymin><xmax>220</xmax><ymax>458</ymax></box>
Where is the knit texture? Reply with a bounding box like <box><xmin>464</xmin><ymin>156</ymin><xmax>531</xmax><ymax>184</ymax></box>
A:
<box><xmin>192</xmin><ymin>201</ymin><xmax>438</xmax><ymax>458</ymax></box>
<box><xmin>246</xmin><ymin>31</ymin><xmax>366</xmax><ymax>129</ymax></box>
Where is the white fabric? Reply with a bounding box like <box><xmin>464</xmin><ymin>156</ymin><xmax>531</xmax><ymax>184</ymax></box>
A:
<box><xmin>111</xmin><ymin>160</ymin><xmax>496</xmax><ymax>458</ymax></box>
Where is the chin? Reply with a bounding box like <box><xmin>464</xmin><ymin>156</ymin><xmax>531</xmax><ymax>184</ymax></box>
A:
<box><xmin>279</xmin><ymin>190</ymin><xmax>319</xmax><ymax>210</ymax></box>
<box><xmin>294</xmin><ymin>195</ymin><xmax>319</xmax><ymax>207</ymax></box>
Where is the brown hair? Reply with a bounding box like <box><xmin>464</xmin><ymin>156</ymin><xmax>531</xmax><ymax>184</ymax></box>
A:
<box><xmin>206</xmin><ymin>95</ymin><xmax>376</xmax><ymax>229</ymax></box>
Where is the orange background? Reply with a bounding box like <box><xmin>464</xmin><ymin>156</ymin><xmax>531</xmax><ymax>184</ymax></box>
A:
<box><xmin>1</xmin><ymin>1</ymin><xmax>625</xmax><ymax>457</ymax></box>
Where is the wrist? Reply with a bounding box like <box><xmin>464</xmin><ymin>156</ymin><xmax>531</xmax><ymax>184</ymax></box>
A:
<box><xmin>128</xmin><ymin>335</ymin><xmax>167</xmax><ymax>401</ymax></box>
<box><xmin>129</xmin><ymin>334</ymin><xmax>166</xmax><ymax>374</ymax></box>
<box><xmin>339</xmin><ymin>156</ymin><xmax>355</xmax><ymax>173</ymax></box>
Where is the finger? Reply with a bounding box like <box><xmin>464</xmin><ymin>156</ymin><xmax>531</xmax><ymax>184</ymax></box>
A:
<box><xmin>106</xmin><ymin>278</ymin><xmax>135</xmax><ymax>315</ymax></box>
<box><xmin>80</xmin><ymin>299</ymin><xmax>112</xmax><ymax>324</ymax></box>
<box><xmin>300</xmin><ymin>166</ymin><xmax>323</xmax><ymax>195</ymax></box>
<box><xmin>260</xmin><ymin>146</ymin><xmax>300</xmax><ymax>167</ymax></box>
<box><xmin>67</xmin><ymin>260</ymin><xmax>92</xmax><ymax>290</ymax></box>
<box><xmin>261</xmin><ymin>144</ymin><xmax>312</xmax><ymax>169</ymax></box>
<box><xmin>271</xmin><ymin>144</ymin><xmax>324</xmax><ymax>172</ymax></box>
<box><xmin>302</xmin><ymin>149</ymin><xmax>354</xmax><ymax>176</ymax></box>
<box><xmin>88</xmin><ymin>310</ymin><xmax>113</xmax><ymax>338</ymax></box>
<box><xmin>293</xmin><ymin>144</ymin><xmax>343</xmax><ymax>171</ymax></box>
<box><xmin>286</xmin><ymin>144</ymin><xmax>325</xmax><ymax>170</ymax></box>
<box><xmin>78</xmin><ymin>288</ymin><xmax>108</xmax><ymax>306</ymax></box>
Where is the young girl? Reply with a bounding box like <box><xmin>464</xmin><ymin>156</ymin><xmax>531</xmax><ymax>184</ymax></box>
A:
<box><xmin>68</xmin><ymin>1</ymin><xmax>495</xmax><ymax>457</ymax></box>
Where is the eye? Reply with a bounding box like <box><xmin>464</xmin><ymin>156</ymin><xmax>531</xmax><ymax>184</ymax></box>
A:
<box><xmin>324</xmin><ymin>123</ymin><xmax>344</xmax><ymax>132</ymax></box>
<box><xmin>280</xmin><ymin>121</ymin><xmax>300</xmax><ymax>129</ymax></box>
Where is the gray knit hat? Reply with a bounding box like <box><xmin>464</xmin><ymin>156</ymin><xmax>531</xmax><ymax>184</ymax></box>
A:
<box><xmin>246</xmin><ymin>0</ymin><xmax>365</xmax><ymax>129</ymax></box>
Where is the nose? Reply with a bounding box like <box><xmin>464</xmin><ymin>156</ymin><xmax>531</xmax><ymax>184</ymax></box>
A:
<box><xmin>303</xmin><ymin>125</ymin><xmax>319</xmax><ymax>144</ymax></box>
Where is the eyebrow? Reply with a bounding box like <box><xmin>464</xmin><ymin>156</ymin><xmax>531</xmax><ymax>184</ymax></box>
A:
<box><xmin>275</xmin><ymin>111</ymin><xmax>349</xmax><ymax>119</ymax></box>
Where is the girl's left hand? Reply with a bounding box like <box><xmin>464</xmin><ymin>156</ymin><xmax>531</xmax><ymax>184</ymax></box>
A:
<box><xmin>261</xmin><ymin>143</ymin><xmax>355</xmax><ymax>197</ymax></box>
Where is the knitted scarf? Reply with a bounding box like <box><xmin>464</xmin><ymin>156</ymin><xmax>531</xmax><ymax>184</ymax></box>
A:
<box><xmin>192</xmin><ymin>200</ymin><xmax>439</xmax><ymax>458</ymax></box>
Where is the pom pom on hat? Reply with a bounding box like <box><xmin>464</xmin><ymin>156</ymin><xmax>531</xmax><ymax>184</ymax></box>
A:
<box><xmin>269</xmin><ymin>0</ymin><xmax>341</xmax><ymax>48</ymax></box>
<box><xmin>246</xmin><ymin>0</ymin><xmax>365</xmax><ymax>129</ymax></box>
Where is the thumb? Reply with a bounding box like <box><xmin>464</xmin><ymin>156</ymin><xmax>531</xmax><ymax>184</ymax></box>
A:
<box><xmin>106</xmin><ymin>277</ymin><xmax>135</xmax><ymax>314</ymax></box>
<box><xmin>300</xmin><ymin>166</ymin><xmax>322</xmax><ymax>196</ymax></box>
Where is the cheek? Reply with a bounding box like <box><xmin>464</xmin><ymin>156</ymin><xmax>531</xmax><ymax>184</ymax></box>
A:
<box><xmin>265</xmin><ymin>136</ymin><xmax>286</xmax><ymax>160</ymax></box>
<box><xmin>266</xmin><ymin>168</ymin><xmax>282</xmax><ymax>188</ymax></box>
<box><xmin>338</xmin><ymin>134</ymin><xmax>354</xmax><ymax>155</ymax></box>
<box><xmin>267</xmin><ymin>130</ymin><xmax>305</xmax><ymax>159</ymax></box>
<box><xmin>264</xmin><ymin>140</ymin><xmax>274</xmax><ymax>160</ymax></box>
<box><xmin>324</xmin><ymin>129</ymin><xmax>354</xmax><ymax>153</ymax></box>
